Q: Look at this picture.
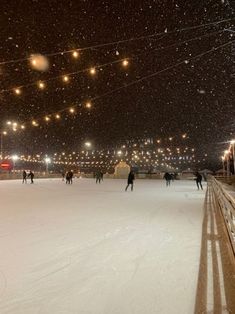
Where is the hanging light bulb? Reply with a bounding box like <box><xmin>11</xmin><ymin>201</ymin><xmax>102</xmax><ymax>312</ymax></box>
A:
<box><xmin>69</xmin><ymin>107</ymin><xmax>75</xmax><ymax>113</ymax></box>
<box><xmin>32</xmin><ymin>120</ymin><xmax>38</xmax><ymax>126</ymax></box>
<box><xmin>122</xmin><ymin>59</ymin><xmax>129</xmax><ymax>67</ymax></box>
<box><xmin>14</xmin><ymin>88</ymin><xmax>21</xmax><ymax>95</ymax></box>
<box><xmin>55</xmin><ymin>114</ymin><xmax>60</xmax><ymax>119</ymax></box>
<box><xmin>89</xmin><ymin>67</ymin><xmax>96</xmax><ymax>75</ymax></box>
<box><xmin>72</xmin><ymin>50</ymin><xmax>79</xmax><ymax>58</ymax></box>
<box><xmin>45</xmin><ymin>116</ymin><xmax>50</xmax><ymax>122</ymax></box>
<box><xmin>85</xmin><ymin>101</ymin><xmax>92</xmax><ymax>109</ymax></box>
<box><xmin>63</xmin><ymin>75</ymin><xmax>69</xmax><ymax>82</ymax></box>
<box><xmin>38</xmin><ymin>81</ymin><xmax>45</xmax><ymax>89</ymax></box>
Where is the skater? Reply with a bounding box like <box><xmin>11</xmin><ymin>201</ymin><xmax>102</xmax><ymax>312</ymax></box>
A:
<box><xmin>163</xmin><ymin>172</ymin><xmax>172</xmax><ymax>187</ymax></box>
<box><xmin>62</xmin><ymin>172</ymin><xmax>65</xmax><ymax>181</ymax></box>
<box><xmin>100</xmin><ymin>171</ymin><xmax>104</xmax><ymax>181</ymax></box>
<box><xmin>69</xmin><ymin>171</ymin><xmax>74</xmax><ymax>184</ymax></box>
<box><xmin>28</xmin><ymin>170</ymin><xmax>34</xmax><ymax>184</ymax></box>
<box><xmin>22</xmin><ymin>170</ymin><xmax>27</xmax><ymax>184</ymax></box>
<box><xmin>66</xmin><ymin>172</ymin><xmax>71</xmax><ymax>184</ymax></box>
<box><xmin>125</xmin><ymin>170</ymin><xmax>135</xmax><ymax>191</ymax></box>
<box><xmin>195</xmin><ymin>172</ymin><xmax>203</xmax><ymax>190</ymax></box>
<box><xmin>95</xmin><ymin>170</ymin><xmax>102</xmax><ymax>184</ymax></box>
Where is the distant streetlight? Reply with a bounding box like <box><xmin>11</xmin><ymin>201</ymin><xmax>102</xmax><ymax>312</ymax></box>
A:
<box><xmin>12</xmin><ymin>154</ymin><xmax>19</xmax><ymax>170</ymax></box>
<box><xmin>45</xmin><ymin>157</ymin><xmax>51</xmax><ymax>173</ymax></box>
<box><xmin>85</xmin><ymin>142</ymin><xmax>92</xmax><ymax>148</ymax></box>
<box><xmin>224</xmin><ymin>150</ymin><xmax>230</xmax><ymax>177</ymax></box>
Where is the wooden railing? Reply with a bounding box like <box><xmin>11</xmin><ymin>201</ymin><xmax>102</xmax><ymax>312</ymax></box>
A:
<box><xmin>210</xmin><ymin>176</ymin><xmax>235</xmax><ymax>255</ymax></box>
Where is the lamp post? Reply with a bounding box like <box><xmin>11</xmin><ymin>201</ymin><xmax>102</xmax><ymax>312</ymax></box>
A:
<box><xmin>0</xmin><ymin>133</ymin><xmax>3</xmax><ymax>160</ymax></box>
<box><xmin>224</xmin><ymin>150</ymin><xmax>230</xmax><ymax>177</ymax></box>
<box><xmin>0</xmin><ymin>131</ymin><xmax>7</xmax><ymax>160</ymax></box>
<box><xmin>230</xmin><ymin>140</ymin><xmax>235</xmax><ymax>175</ymax></box>
<box><xmin>222</xmin><ymin>156</ymin><xmax>225</xmax><ymax>177</ymax></box>
<box><xmin>12</xmin><ymin>155</ymin><xmax>19</xmax><ymax>171</ymax></box>
<box><xmin>45</xmin><ymin>157</ymin><xmax>51</xmax><ymax>173</ymax></box>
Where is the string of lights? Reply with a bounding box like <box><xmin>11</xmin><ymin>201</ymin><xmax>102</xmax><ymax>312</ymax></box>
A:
<box><xmin>2</xmin><ymin>37</ymin><xmax>234</xmax><ymax>135</ymax></box>
<box><xmin>0</xmin><ymin>16</ymin><xmax>233</xmax><ymax>66</ymax></box>
<box><xmin>0</xmin><ymin>28</ymin><xmax>224</xmax><ymax>95</ymax></box>
<box><xmin>2</xmin><ymin>139</ymin><xmax>209</xmax><ymax>172</ymax></box>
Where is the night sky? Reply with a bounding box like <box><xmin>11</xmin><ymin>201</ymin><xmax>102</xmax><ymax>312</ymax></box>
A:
<box><xmin>0</xmin><ymin>0</ymin><xmax>235</xmax><ymax>165</ymax></box>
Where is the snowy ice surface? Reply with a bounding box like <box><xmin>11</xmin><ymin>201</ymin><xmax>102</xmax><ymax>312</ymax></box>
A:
<box><xmin>0</xmin><ymin>178</ymin><xmax>205</xmax><ymax>314</ymax></box>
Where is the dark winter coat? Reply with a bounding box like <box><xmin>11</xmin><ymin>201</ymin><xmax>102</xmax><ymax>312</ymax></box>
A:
<box><xmin>127</xmin><ymin>172</ymin><xmax>135</xmax><ymax>184</ymax></box>
<box><xmin>163</xmin><ymin>173</ymin><xmax>172</xmax><ymax>181</ymax></box>
<box><xmin>195</xmin><ymin>173</ymin><xmax>202</xmax><ymax>182</ymax></box>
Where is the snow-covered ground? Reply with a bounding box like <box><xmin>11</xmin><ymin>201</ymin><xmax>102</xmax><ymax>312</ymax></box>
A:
<box><xmin>0</xmin><ymin>178</ymin><xmax>205</xmax><ymax>314</ymax></box>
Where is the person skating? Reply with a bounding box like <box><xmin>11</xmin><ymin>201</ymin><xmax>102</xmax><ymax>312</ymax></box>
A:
<box><xmin>100</xmin><ymin>171</ymin><xmax>104</xmax><ymax>181</ymax></box>
<box><xmin>62</xmin><ymin>172</ymin><xmax>65</xmax><ymax>181</ymax></box>
<box><xmin>125</xmin><ymin>170</ymin><xmax>135</xmax><ymax>191</ymax></box>
<box><xmin>22</xmin><ymin>170</ymin><xmax>27</xmax><ymax>184</ymax></box>
<box><xmin>28</xmin><ymin>171</ymin><xmax>34</xmax><ymax>184</ymax></box>
<box><xmin>69</xmin><ymin>171</ymin><xmax>74</xmax><ymax>184</ymax></box>
<box><xmin>66</xmin><ymin>172</ymin><xmax>70</xmax><ymax>184</ymax></box>
<box><xmin>163</xmin><ymin>172</ymin><xmax>172</xmax><ymax>187</ymax></box>
<box><xmin>195</xmin><ymin>172</ymin><xmax>203</xmax><ymax>190</ymax></box>
<box><xmin>95</xmin><ymin>170</ymin><xmax>102</xmax><ymax>184</ymax></box>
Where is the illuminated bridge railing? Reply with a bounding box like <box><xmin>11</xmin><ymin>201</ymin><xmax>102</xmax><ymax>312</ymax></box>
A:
<box><xmin>210</xmin><ymin>176</ymin><xmax>235</xmax><ymax>256</ymax></box>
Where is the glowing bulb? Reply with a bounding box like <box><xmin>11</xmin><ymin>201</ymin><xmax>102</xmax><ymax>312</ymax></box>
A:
<box><xmin>122</xmin><ymin>59</ymin><xmax>129</xmax><ymax>67</ymax></box>
<box><xmin>21</xmin><ymin>125</ymin><xmax>25</xmax><ymax>129</ymax></box>
<box><xmin>45</xmin><ymin>116</ymin><xmax>50</xmax><ymax>122</ymax></box>
<box><xmin>14</xmin><ymin>88</ymin><xmax>21</xmax><ymax>95</ymax></box>
<box><xmin>69</xmin><ymin>108</ymin><xmax>75</xmax><ymax>113</ymax></box>
<box><xmin>2</xmin><ymin>131</ymin><xmax>7</xmax><ymax>135</ymax></box>
<box><xmin>89</xmin><ymin>67</ymin><xmax>96</xmax><ymax>75</ymax></box>
<box><xmin>6</xmin><ymin>121</ymin><xmax>12</xmax><ymax>125</ymax></box>
<box><xmin>85</xmin><ymin>102</ymin><xmax>92</xmax><ymax>109</ymax></box>
<box><xmin>72</xmin><ymin>50</ymin><xmax>79</xmax><ymax>58</ymax></box>
<box><xmin>63</xmin><ymin>75</ymin><xmax>69</xmax><ymax>82</ymax></box>
<box><xmin>29</xmin><ymin>54</ymin><xmax>49</xmax><ymax>72</ymax></box>
<box><xmin>38</xmin><ymin>81</ymin><xmax>45</xmax><ymax>89</ymax></box>
<box><xmin>85</xmin><ymin>141</ymin><xmax>91</xmax><ymax>148</ymax></box>
<box><xmin>45</xmin><ymin>157</ymin><xmax>51</xmax><ymax>164</ymax></box>
<box><xmin>182</xmin><ymin>134</ymin><xmax>187</xmax><ymax>139</ymax></box>
<box><xmin>12</xmin><ymin>122</ymin><xmax>18</xmax><ymax>127</ymax></box>
<box><xmin>230</xmin><ymin>139</ymin><xmax>235</xmax><ymax>144</ymax></box>
<box><xmin>55</xmin><ymin>114</ymin><xmax>60</xmax><ymax>119</ymax></box>
<box><xmin>32</xmin><ymin>120</ymin><xmax>38</xmax><ymax>126</ymax></box>
<box><xmin>12</xmin><ymin>154</ymin><xmax>19</xmax><ymax>161</ymax></box>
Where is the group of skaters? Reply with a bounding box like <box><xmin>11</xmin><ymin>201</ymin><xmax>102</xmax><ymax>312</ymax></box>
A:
<box><xmin>95</xmin><ymin>170</ymin><xmax>104</xmax><ymax>184</ymax></box>
<box><xmin>22</xmin><ymin>168</ymin><xmax>204</xmax><ymax>191</ymax></box>
<box><xmin>22</xmin><ymin>170</ymin><xmax>35</xmax><ymax>184</ymax></box>
<box><xmin>62</xmin><ymin>171</ymin><xmax>74</xmax><ymax>184</ymax></box>
<box><xmin>163</xmin><ymin>171</ymin><xmax>203</xmax><ymax>190</ymax></box>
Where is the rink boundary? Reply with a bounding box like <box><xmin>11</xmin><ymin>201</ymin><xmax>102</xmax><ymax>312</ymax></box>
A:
<box><xmin>194</xmin><ymin>183</ymin><xmax>235</xmax><ymax>313</ymax></box>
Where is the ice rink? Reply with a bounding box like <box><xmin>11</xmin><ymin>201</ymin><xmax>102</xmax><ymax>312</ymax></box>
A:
<box><xmin>0</xmin><ymin>178</ymin><xmax>205</xmax><ymax>314</ymax></box>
